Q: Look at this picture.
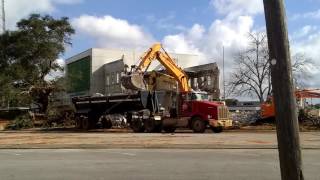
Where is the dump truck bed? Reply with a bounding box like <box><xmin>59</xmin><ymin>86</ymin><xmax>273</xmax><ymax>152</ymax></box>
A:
<box><xmin>72</xmin><ymin>92</ymin><xmax>150</xmax><ymax>115</ymax></box>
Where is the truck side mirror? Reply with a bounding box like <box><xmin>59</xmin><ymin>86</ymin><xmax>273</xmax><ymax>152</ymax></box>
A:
<box><xmin>130</xmin><ymin>65</ymin><xmax>136</xmax><ymax>73</ymax></box>
<box><xmin>124</xmin><ymin>64</ymin><xmax>129</xmax><ymax>73</ymax></box>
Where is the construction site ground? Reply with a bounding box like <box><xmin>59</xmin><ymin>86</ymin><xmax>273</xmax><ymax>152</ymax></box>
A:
<box><xmin>0</xmin><ymin>128</ymin><xmax>319</xmax><ymax>149</ymax></box>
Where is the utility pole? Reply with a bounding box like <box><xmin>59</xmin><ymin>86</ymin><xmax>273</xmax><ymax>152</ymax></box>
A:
<box><xmin>1</xmin><ymin>0</ymin><xmax>5</xmax><ymax>33</ymax></box>
<box><xmin>263</xmin><ymin>0</ymin><xmax>304</xmax><ymax>180</ymax></box>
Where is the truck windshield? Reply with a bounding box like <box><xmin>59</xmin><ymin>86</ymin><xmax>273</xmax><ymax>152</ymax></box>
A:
<box><xmin>191</xmin><ymin>93</ymin><xmax>209</xmax><ymax>101</ymax></box>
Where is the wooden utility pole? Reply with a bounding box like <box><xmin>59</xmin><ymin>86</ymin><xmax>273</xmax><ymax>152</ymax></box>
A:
<box><xmin>263</xmin><ymin>0</ymin><xmax>304</xmax><ymax>180</ymax></box>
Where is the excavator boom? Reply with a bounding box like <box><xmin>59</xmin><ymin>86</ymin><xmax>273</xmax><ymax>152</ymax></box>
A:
<box><xmin>121</xmin><ymin>43</ymin><xmax>191</xmax><ymax>92</ymax></box>
<box><xmin>136</xmin><ymin>44</ymin><xmax>162</xmax><ymax>71</ymax></box>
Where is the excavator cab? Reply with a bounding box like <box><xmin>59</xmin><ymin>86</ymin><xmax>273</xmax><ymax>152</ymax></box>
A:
<box><xmin>260</xmin><ymin>96</ymin><xmax>275</xmax><ymax>120</ymax></box>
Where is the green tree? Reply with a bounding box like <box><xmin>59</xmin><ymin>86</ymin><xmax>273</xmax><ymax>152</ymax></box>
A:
<box><xmin>0</xmin><ymin>14</ymin><xmax>75</xmax><ymax>112</ymax></box>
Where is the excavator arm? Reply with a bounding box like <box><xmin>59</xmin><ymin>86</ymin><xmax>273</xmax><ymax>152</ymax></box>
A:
<box><xmin>156</xmin><ymin>49</ymin><xmax>190</xmax><ymax>92</ymax></box>
<box><xmin>137</xmin><ymin>43</ymin><xmax>190</xmax><ymax>92</ymax></box>
<box><xmin>123</xmin><ymin>43</ymin><xmax>191</xmax><ymax>92</ymax></box>
<box><xmin>136</xmin><ymin>44</ymin><xmax>162</xmax><ymax>71</ymax></box>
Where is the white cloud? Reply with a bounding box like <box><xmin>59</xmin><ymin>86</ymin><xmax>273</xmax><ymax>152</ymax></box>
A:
<box><xmin>292</xmin><ymin>25</ymin><xmax>318</xmax><ymax>39</ymax></box>
<box><xmin>291</xmin><ymin>26</ymin><xmax>320</xmax><ymax>88</ymax></box>
<box><xmin>54</xmin><ymin>0</ymin><xmax>83</xmax><ymax>4</ymax></box>
<box><xmin>45</xmin><ymin>58</ymin><xmax>65</xmax><ymax>81</ymax></box>
<box><xmin>187</xmin><ymin>24</ymin><xmax>205</xmax><ymax>41</ymax></box>
<box><xmin>56</xmin><ymin>58</ymin><xmax>66</xmax><ymax>67</ymax></box>
<box><xmin>162</xmin><ymin>16</ymin><xmax>254</xmax><ymax>69</ymax></box>
<box><xmin>161</xmin><ymin>1</ymin><xmax>257</xmax><ymax>99</ymax></box>
<box><xmin>163</xmin><ymin>34</ymin><xmax>201</xmax><ymax>55</ymax></box>
<box><xmin>72</xmin><ymin>15</ymin><xmax>154</xmax><ymax>49</ymax></box>
<box><xmin>292</xmin><ymin>27</ymin><xmax>320</xmax><ymax>61</ymax></box>
<box><xmin>210</xmin><ymin>0</ymin><xmax>263</xmax><ymax>18</ymax></box>
<box><xmin>161</xmin><ymin>0</ymin><xmax>257</xmax><ymax>70</ymax></box>
<box><xmin>146</xmin><ymin>13</ymin><xmax>186</xmax><ymax>32</ymax></box>
<box><xmin>4</xmin><ymin>0</ymin><xmax>82</xmax><ymax>29</ymax></box>
<box><xmin>292</xmin><ymin>9</ymin><xmax>320</xmax><ymax>20</ymax></box>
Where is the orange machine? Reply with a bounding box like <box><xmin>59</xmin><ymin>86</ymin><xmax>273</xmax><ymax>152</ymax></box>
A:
<box><xmin>260</xmin><ymin>89</ymin><xmax>320</xmax><ymax>120</ymax></box>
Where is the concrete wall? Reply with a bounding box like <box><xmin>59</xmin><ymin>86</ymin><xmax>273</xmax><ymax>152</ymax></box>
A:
<box><xmin>104</xmin><ymin>60</ymin><xmax>125</xmax><ymax>95</ymax></box>
<box><xmin>185</xmin><ymin>63</ymin><xmax>220</xmax><ymax>100</ymax></box>
<box><xmin>90</xmin><ymin>49</ymin><xmax>138</xmax><ymax>95</ymax></box>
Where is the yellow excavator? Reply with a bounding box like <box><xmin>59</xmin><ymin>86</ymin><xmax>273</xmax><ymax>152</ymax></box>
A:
<box><xmin>121</xmin><ymin>43</ymin><xmax>190</xmax><ymax>92</ymax></box>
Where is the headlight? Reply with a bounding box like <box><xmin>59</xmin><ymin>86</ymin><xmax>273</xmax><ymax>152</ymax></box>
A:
<box><xmin>154</xmin><ymin>116</ymin><xmax>161</xmax><ymax>121</ymax></box>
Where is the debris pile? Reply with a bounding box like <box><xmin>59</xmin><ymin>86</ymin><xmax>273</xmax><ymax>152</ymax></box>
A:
<box><xmin>230</xmin><ymin>111</ymin><xmax>260</xmax><ymax>125</ymax></box>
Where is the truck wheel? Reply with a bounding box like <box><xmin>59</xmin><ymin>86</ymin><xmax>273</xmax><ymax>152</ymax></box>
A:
<box><xmin>211</xmin><ymin>126</ymin><xmax>223</xmax><ymax>133</ymax></box>
<box><xmin>163</xmin><ymin>126</ymin><xmax>176</xmax><ymax>133</ymax></box>
<box><xmin>106</xmin><ymin>120</ymin><xmax>113</xmax><ymax>129</ymax></box>
<box><xmin>102</xmin><ymin>117</ymin><xmax>113</xmax><ymax>129</ymax></box>
<box><xmin>144</xmin><ymin>119</ymin><xmax>156</xmax><ymax>133</ymax></box>
<box><xmin>75</xmin><ymin>116</ymin><xmax>82</xmax><ymax>129</ymax></box>
<box><xmin>192</xmin><ymin>117</ymin><xmax>206</xmax><ymax>133</ymax></box>
<box><xmin>131</xmin><ymin>120</ymin><xmax>144</xmax><ymax>133</ymax></box>
<box><xmin>82</xmin><ymin>117</ymin><xmax>91</xmax><ymax>130</ymax></box>
<box><xmin>145</xmin><ymin>119</ymin><xmax>162</xmax><ymax>133</ymax></box>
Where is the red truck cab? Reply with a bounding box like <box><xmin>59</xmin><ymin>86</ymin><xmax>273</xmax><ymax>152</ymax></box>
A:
<box><xmin>178</xmin><ymin>92</ymin><xmax>233</xmax><ymax>133</ymax></box>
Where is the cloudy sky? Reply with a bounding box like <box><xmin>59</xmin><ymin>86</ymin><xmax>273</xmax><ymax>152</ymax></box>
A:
<box><xmin>3</xmin><ymin>0</ymin><xmax>320</xmax><ymax>91</ymax></box>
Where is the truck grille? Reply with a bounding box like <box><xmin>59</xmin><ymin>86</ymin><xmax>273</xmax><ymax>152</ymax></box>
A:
<box><xmin>218</xmin><ymin>106</ymin><xmax>229</xmax><ymax>119</ymax></box>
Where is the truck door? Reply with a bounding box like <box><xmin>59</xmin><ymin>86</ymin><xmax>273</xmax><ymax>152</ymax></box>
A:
<box><xmin>180</xmin><ymin>93</ymin><xmax>193</xmax><ymax>117</ymax></box>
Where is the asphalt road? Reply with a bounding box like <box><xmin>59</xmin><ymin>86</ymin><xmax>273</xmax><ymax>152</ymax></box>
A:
<box><xmin>0</xmin><ymin>149</ymin><xmax>319</xmax><ymax>180</ymax></box>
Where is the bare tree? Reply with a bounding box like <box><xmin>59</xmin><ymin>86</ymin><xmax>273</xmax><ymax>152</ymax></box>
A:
<box><xmin>228</xmin><ymin>32</ymin><xmax>315</xmax><ymax>102</ymax></box>
<box><xmin>292</xmin><ymin>53</ymin><xmax>315</xmax><ymax>88</ymax></box>
<box><xmin>228</xmin><ymin>32</ymin><xmax>271</xmax><ymax>102</ymax></box>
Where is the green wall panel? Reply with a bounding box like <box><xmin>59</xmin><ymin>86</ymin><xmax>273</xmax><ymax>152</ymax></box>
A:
<box><xmin>67</xmin><ymin>56</ymin><xmax>91</xmax><ymax>93</ymax></box>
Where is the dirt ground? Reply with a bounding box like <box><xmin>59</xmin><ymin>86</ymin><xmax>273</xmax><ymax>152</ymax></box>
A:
<box><xmin>0</xmin><ymin>128</ymin><xmax>319</xmax><ymax>149</ymax></box>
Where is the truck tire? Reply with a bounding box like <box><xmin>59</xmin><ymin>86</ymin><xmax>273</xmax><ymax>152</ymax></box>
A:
<box><xmin>82</xmin><ymin>117</ymin><xmax>91</xmax><ymax>130</ymax></box>
<box><xmin>163</xmin><ymin>126</ymin><xmax>176</xmax><ymax>133</ymax></box>
<box><xmin>88</xmin><ymin>112</ymin><xmax>99</xmax><ymax>129</ymax></box>
<box><xmin>75</xmin><ymin>116</ymin><xmax>82</xmax><ymax>129</ymax></box>
<box><xmin>101</xmin><ymin>117</ymin><xmax>113</xmax><ymax>129</ymax></box>
<box><xmin>211</xmin><ymin>126</ymin><xmax>223</xmax><ymax>133</ymax></box>
<box><xmin>145</xmin><ymin>119</ymin><xmax>162</xmax><ymax>133</ymax></box>
<box><xmin>192</xmin><ymin>117</ymin><xmax>206</xmax><ymax>133</ymax></box>
<box><xmin>131</xmin><ymin>120</ymin><xmax>144</xmax><ymax>133</ymax></box>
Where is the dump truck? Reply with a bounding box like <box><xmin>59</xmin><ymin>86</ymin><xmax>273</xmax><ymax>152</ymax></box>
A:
<box><xmin>72</xmin><ymin>43</ymin><xmax>233</xmax><ymax>133</ymax></box>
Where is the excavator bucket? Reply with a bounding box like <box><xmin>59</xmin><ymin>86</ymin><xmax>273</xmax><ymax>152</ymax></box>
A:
<box><xmin>120</xmin><ymin>73</ymin><xmax>147</xmax><ymax>91</ymax></box>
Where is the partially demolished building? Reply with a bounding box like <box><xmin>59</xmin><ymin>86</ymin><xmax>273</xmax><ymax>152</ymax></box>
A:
<box><xmin>66</xmin><ymin>48</ymin><xmax>220</xmax><ymax>101</ymax></box>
